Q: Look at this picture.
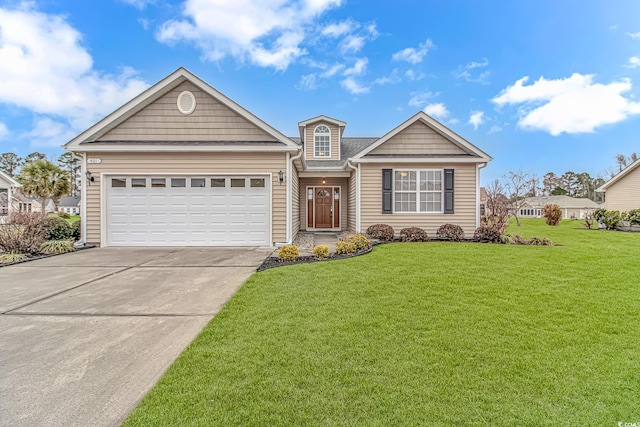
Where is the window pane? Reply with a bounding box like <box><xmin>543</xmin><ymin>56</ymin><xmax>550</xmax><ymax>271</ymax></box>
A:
<box><xmin>191</xmin><ymin>178</ymin><xmax>206</xmax><ymax>188</ymax></box>
<box><xmin>111</xmin><ymin>178</ymin><xmax>126</xmax><ymax>188</ymax></box>
<box><xmin>171</xmin><ymin>178</ymin><xmax>186</xmax><ymax>188</ymax></box>
<box><xmin>250</xmin><ymin>178</ymin><xmax>265</xmax><ymax>188</ymax></box>
<box><xmin>231</xmin><ymin>178</ymin><xmax>245</xmax><ymax>188</ymax></box>
<box><xmin>151</xmin><ymin>178</ymin><xmax>166</xmax><ymax>188</ymax></box>
<box><xmin>211</xmin><ymin>178</ymin><xmax>225</xmax><ymax>188</ymax></box>
<box><xmin>131</xmin><ymin>178</ymin><xmax>146</xmax><ymax>188</ymax></box>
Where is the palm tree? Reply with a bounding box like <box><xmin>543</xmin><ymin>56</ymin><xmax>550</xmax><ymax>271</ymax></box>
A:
<box><xmin>17</xmin><ymin>160</ymin><xmax>70</xmax><ymax>216</ymax></box>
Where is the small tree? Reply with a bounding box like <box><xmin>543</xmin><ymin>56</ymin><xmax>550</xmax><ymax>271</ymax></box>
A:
<box><xmin>482</xmin><ymin>179</ymin><xmax>510</xmax><ymax>232</ymax></box>
<box><xmin>0</xmin><ymin>152</ymin><xmax>23</xmax><ymax>176</ymax></box>
<box><xmin>542</xmin><ymin>203</ymin><xmax>562</xmax><ymax>226</ymax></box>
<box><xmin>583</xmin><ymin>209</ymin><xmax>595</xmax><ymax>230</ymax></box>
<box><xmin>504</xmin><ymin>170</ymin><xmax>537</xmax><ymax>226</ymax></box>
<box><xmin>17</xmin><ymin>160</ymin><xmax>70</xmax><ymax>216</ymax></box>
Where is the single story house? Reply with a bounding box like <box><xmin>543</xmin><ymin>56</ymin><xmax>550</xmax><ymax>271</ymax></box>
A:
<box><xmin>64</xmin><ymin>68</ymin><xmax>492</xmax><ymax>247</ymax></box>
<box><xmin>0</xmin><ymin>171</ymin><xmax>20</xmax><ymax>220</ymax></box>
<box><xmin>596</xmin><ymin>158</ymin><xmax>640</xmax><ymax>212</ymax></box>
<box><xmin>11</xmin><ymin>193</ymin><xmax>56</xmax><ymax>214</ymax></box>
<box><xmin>58</xmin><ymin>196</ymin><xmax>81</xmax><ymax>215</ymax></box>
<box><xmin>518</xmin><ymin>195</ymin><xmax>600</xmax><ymax>219</ymax></box>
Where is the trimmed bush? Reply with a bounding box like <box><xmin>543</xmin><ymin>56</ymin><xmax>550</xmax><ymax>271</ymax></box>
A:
<box><xmin>335</xmin><ymin>241</ymin><xmax>357</xmax><ymax>255</ymax></box>
<box><xmin>436</xmin><ymin>223</ymin><xmax>464</xmax><ymax>241</ymax></box>
<box><xmin>529</xmin><ymin>236</ymin><xmax>553</xmax><ymax>246</ymax></box>
<box><xmin>622</xmin><ymin>209</ymin><xmax>640</xmax><ymax>226</ymax></box>
<box><xmin>347</xmin><ymin>234</ymin><xmax>371</xmax><ymax>251</ymax></box>
<box><xmin>366</xmin><ymin>224</ymin><xmax>394</xmax><ymax>242</ymax></box>
<box><xmin>42</xmin><ymin>217</ymin><xmax>75</xmax><ymax>241</ymax></box>
<box><xmin>312</xmin><ymin>245</ymin><xmax>329</xmax><ymax>260</ymax></box>
<box><xmin>277</xmin><ymin>245</ymin><xmax>299</xmax><ymax>262</ymax></box>
<box><xmin>473</xmin><ymin>225</ymin><xmax>502</xmax><ymax>243</ymax></box>
<box><xmin>542</xmin><ymin>203</ymin><xmax>562</xmax><ymax>226</ymax></box>
<box><xmin>72</xmin><ymin>220</ymin><xmax>81</xmax><ymax>241</ymax></box>
<box><xmin>0</xmin><ymin>252</ymin><xmax>28</xmax><ymax>263</ymax></box>
<box><xmin>594</xmin><ymin>209</ymin><xmax>621</xmax><ymax>230</ymax></box>
<box><xmin>0</xmin><ymin>211</ymin><xmax>46</xmax><ymax>254</ymax></box>
<box><xmin>40</xmin><ymin>240</ymin><xmax>77</xmax><ymax>255</ymax></box>
<box><xmin>501</xmin><ymin>233</ymin><xmax>526</xmax><ymax>245</ymax></box>
<box><xmin>399</xmin><ymin>227</ymin><xmax>429</xmax><ymax>242</ymax></box>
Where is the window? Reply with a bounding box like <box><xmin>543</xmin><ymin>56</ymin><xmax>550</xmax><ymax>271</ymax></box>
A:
<box><xmin>191</xmin><ymin>178</ymin><xmax>206</xmax><ymax>188</ymax></box>
<box><xmin>171</xmin><ymin>178</ymin><xmax>186</xmax><ymax>188</ymax></box>
<box><xmin>393</xmin><ymin>169</ymin><xmax>442</xmax><ymax>213</ymax></box>
<box><xmin>250</xmin><ymin>178</ymin><xmax>265</xmax><ymax>188</ymax></box>
<box><xmin>231</xmin><ymin>178</ymin><xmax>245</xmax><ymax>188</ymax></box>
<box><xmin>314</xmin><ymin>125</ymin><xmax>330</xmax><ymax>158</ymax></box>
<box><xmin>111</xmin><ymin>178</ymin><xmax>126</xmax><ymax>188</ymax></box>
<box><xmin>131</xmin><ymin>178</ymin><xmax>146</xmax><ymax>188</ymax></box>
<box><xmin>151</xmin><ymin>178</ymin><xmax>166</xmax><ymax>188</ymax></box>
<box><xmin>211</xmin><ymin>178</ymin><xmax>225</xmax><ymax>188</ymax></box>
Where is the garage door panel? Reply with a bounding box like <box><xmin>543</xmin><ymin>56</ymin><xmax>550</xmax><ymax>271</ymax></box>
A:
<box><xmin>107</xmin><ymin>175</ymin><xmax>270</xmax><ymax>246</ymax></box>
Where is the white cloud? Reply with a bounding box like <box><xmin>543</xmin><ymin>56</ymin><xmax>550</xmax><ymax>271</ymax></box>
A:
<box><xmin>297</xmin><ymin>74</ymin><xmax>318</xmax><ymax>91</ymax></box>
<box><xmin>340</xmin><ymin>35</ymin><xmax>365</xmax><ymax>53</ymax></box>
<box><xmin>423</xmin><ymin>103</ymin><xmax>449</xmax><ymax>119</ymax></box>
<box><xmin>489</xmin><ymin>125</ymin><xmax>502</xmax><ymax>134</ymax></box>
<box><xmin>455</xmin><ymin>57</ymin><xmax>490</xmax><ymax>84</ymax></box>
<box><xmin>405</xmin><ymin>69</ymin><xmax>425</xmax><ymax>81</ymax></box>
<box><xmin>25</xmin><ymin>117</ymin><xmax>77</xmax><ymax>148</ymax></box>
<box><xmin>156</xmin><ymin>0</ymin><xmax>342</xmax><ymax>70</ymax></box>
<box><xmin>492</xmin><ymin>73</ymin><xmax>640</xmax><ymax>135</ymax></box>
<box><xmin>374</xmin><ymin>69</ymin><xmax>400</xmax><ymax>85</ymax></box>
<box><xmin>0</xmin><ymin>121</ymin><xmax>8</xmax><ymax>140</ymax></box>
<box><xmin>121</xmin><ymin>0</ymin><xmax>157</xmax><ymax>8</ymax></box>
<box><xmin>321</xmin><ymin>20</ymin><xmax>354</xmax><ymax>38</ymax></box>
<box><xmin>467</xmin><ymin>111</ymin><xmax>485</xmax><ymax>130</ymax></box>
<box><xmin>296</xmin><ymin>62</ymin><xmax>344</xmax><ymax>91</ymax></box>
<box><xmin>625</xmin><ymin>56</ymin><xmax>640</xmax><ymax>68</ymax></box>
<box><xmin>448</xmin><ymin>118</ymin><xmax>460</xmax><ymax>125</ymax></box>
<box><xmin>343</xmin><ymin>57</ymin><xmax>368</xmax><ymax>76</ymax></box>
<box><xmin>0</xmin><ymin>4</ymin><xmax>149</xmax><ymax>141</ymax></box>
<box><xmin>609</xmin><ymin>25</ymin><xmax>618</xmax><ymax>31</ymax></box>
<box><xmin>341</xmin><ymin>77</ymin><xmax>369</xmax><ymax>94</ymax></box>
<box><xmin>392</xmin><ymin>39</ymin><xmax>432</xmax><ymax>64</ymax></box>
<box><xmin>408</xmin><ymin>91</ymin><xmax>437</xmax><ymax>108</ymax></box>
<box><xmin>626</xmin><ymin>31</ymin><xmax>640</xmax><ymax>39</ymax></box>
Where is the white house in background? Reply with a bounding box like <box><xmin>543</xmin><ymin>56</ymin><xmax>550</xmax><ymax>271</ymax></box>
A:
<box><xmin>519</xmin><ymin>195</ymin><xmax>600</xmax><ymax>219</ymax></box>
<box><xmin>596</xmin><ymin>158</ymin><xmax>640</xmax><ymax>211</ymax></box>
<box><xmin>12</xmin><ymin>193</ymin><xmax>56</xmax><ymax>214</ymax></box>
<box><xmin>58</xmin><ymin>196</ymin><xmax>81</xmax><ymax>215</ymax></box>
<box><xmin>0</xmin><ymin>171</ymin><xmax>21</xmax><ymax>221</ymax></box>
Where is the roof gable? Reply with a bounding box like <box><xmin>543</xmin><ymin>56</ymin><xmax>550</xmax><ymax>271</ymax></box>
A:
<box><xmin>65</xmin><ymin>67</ymin><xmax>299</xmax><ymax>151</ymax></box>
<box><xmin>0</xmin><ymin>171</ymin><xmax>20</xmax><ymax>188</ymax></box>
<box><xmin>597</xmin><ymin>158</ymin><xmax>640</xmax><ymax>191</ymax></box>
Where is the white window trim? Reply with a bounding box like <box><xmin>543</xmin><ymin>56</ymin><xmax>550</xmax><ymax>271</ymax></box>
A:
<box><xmin>313</xmin><ymin>125</ymin><xmax>331</xmax><ymax>158</ymax></box>
<box><xmin>392</xmin><ymin>168</ymin><xmax>444</xmax><ymax>214</ymax></box>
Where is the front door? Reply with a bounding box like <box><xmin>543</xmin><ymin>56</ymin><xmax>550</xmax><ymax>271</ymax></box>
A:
<box><xmin>314</xmin><ymin>187</ymin><xmax>333</xmax><ymax>228</ymax></box>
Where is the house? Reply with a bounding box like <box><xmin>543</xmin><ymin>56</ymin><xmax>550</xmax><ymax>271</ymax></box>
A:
<box><xmin>596</xmin><ymin>159</ymin><xmax>640</xmax><ymax>211</ymax></box>
<box><xmin>11</xmin><ymin>193</ymin><xmax>56</xmax><ymax>214</ymax></box>
<box><xmin>0</xmin><ymin>171</ymin><xmax>20</xmax><ymax>221</ymax></box>
<box><xmin>58</xmin><ymin>196</ymin><xmax>81</xmax><ymax>215</ymax></box>
<box><xmin>518</xmin><ymin>195</ymin><xmax>600</xmax><ymax>219</ymax></box>
<box><xmin>63</xmin><ymin>68</ymin><xmax>492</xmax><ymax>247</ymax></box>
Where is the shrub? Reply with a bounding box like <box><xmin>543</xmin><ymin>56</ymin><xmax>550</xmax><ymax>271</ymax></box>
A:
<box><xmin>594</xmin><ymin>209</ymin><xmax>621</xmax><ymax>230</ymax></box>
<box><xmin>0</xmin><ymin>211</ymin><xmax>45</xmax><ymax>254</ymax></box>
<box><xmin>501</xmin><ymin>233</ymin><xmax>526</xmax><ymax>245</ymax></box>
<box><xmin>347</xmin><ymin>234</ymin><xmax>371</xmax><ymax>251</ymax></box>
<box><xmin>0</xmin><ymin>252</ymin><xmax>29</xmax><ymax>263</ymax></box>
<box><xmin>72</xmin><ymin>220</ymin><xmax>81</xmax><ymax>241</ymax></box>
<box><xmin>312</xmin><ymin>245</ymin><xmax>329</xmax><ymax>260</ymax></box>
<box><xmin>42</xmin><ymin>216</ymin><xmax>75</xmax><ymax>241</ymax></box>
<box><xmin>542</xmin><ymin>203</ymin><xmax>562</xmax><ymax>226</ymax></box>
<box><xmin>622</xmin><ymin>209</ymin><xmax>640</xmax><ymax>226</ymax></box>
<box><xmin>399</xmin><ymin>227</ymin><xmax>429</xmax><ymax>242</ymax></box>
<box><xmin>40</xmin><ymin>240</ymin><xmax>77</xmax><ymax>255</ymax></box>
<box><xmin>277</xmin><ymin>245</ymin><xmax>299</xmax><ymax>262</ymax></box>
<box><xmin>335</xmin><ymin>241</ymin><xmax>357</xmax><ymax>255</ymax></box>
<box><xmin>58</xmin><ymin>211</ymin><xmax>71</xmax><ymax>219</ymax></box>
<box><xmin>529</xmin><ymin>236</ymin><xmax>553</xmax><ymax>246</ymax></box>
<box><xmin>473</xmin><ymin>225</ymin><xmax>503</xmax><ymax>243</ymax></box>
<box><xmin>436</xmin><ymin>223</ymin><xmax>465</xmax><ymax>241</ymax></box>
<box><xmin>583</xmin><ymin>209</ymin><xmax>595</xmax><ymax>230</ymax></box>
<box><xmin>366</xmin><ymin>224</ymin><xmax>395</xmax><ymax>241</ymax></box>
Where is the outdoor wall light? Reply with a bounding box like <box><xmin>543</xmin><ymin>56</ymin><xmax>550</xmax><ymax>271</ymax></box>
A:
<box><xmin>86</xmin><ymin>170</ymin><xmax>95</xmax><ymax>184</ymax></box>
<box><xmin>278</xmin><ymin>170</ymin><xmax>285</xmax><ymax>184</ymax></box>
<box><xmin>322</xmin><ymin>177</ymin><xmax>326</xmax><ymax>184</ymax></box>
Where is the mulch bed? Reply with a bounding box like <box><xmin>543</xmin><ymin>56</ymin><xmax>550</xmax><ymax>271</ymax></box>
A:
<box><xmin>257</xmin><ymin>246</ymin><xmax>375</xmax><ymax>271</ymax></box>
<box><xmin>0</xmin><ymin>245</ymin><xmax>96</xmax><ymax>268</ymax></box>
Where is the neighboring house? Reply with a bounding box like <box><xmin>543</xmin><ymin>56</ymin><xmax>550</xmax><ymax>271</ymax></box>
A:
<box><xmin>596</xmin><ymin>159</ymin><xmax>640</xmax><ymax>211</ymax></box>
<box><xmin>519</xmin><ymin>195</ymin><xmax>600</xmax><ymax>219</ymax></box>
<box><xmin>479</xmin><ymin>187</ymin><xmax>488</xmax><ymax>216</ymax></box>
<box><xmin>58</xmin><ymin>196</ymin><xmax>81</xmax><ymax>215</ymax></box>
<box><xmin>11</xmin><ymin>193</ymin><xmax>56</xmax><ymax>214</ymax></box>
<box><xmin>63</xmin><ymin>68</ymin><xmax>492</xmax><ymax>247</ymax></box>
<box><xmin>0</xmin><ymin>171</ymin><xmax>21</xmax><ymax>221</ymax></box>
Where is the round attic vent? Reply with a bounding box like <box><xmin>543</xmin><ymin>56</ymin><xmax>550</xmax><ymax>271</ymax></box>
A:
<box><xmin>177</xmin><ymin>91</ymin><xmax>196</xmax><ymax>115</ymax></box>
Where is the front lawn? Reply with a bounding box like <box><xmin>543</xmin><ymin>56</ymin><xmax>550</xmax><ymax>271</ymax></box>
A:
<box><xmin>124</xmin><ymin>219</ymin><xmax>640</xmax><ymax>426</ymax></box>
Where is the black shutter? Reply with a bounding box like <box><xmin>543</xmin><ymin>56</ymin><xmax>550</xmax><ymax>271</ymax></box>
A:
<box><xmin>444</xmin><ymin>169</ymin><xmax>454</xmax><ymax>214</ymax></box>
<box><xmin>382</xmin><ymin>169</ymin><xmax>393</xmax><ymax>214</ymax></box>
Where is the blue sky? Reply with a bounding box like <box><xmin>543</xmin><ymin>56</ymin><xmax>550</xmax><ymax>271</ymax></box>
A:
<box><xmin>1</xmin><ymin>0</ymin><xmax>639</xmax><ymax>183</ymax></box>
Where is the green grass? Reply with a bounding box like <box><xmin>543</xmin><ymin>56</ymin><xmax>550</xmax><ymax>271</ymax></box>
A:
<box><xmin>124</xmin><ymin>219</ymin><xmax>640</xmax><ymax>426</ymax></box>
<box><xmin>67</xmin><ymin>215</ymin><xmax>80</xmax><ymax>224</ymax></box>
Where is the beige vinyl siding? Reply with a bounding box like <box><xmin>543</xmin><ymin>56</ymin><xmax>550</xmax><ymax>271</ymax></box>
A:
<box><xmin>359</xmin><ymin>163</ymin><xmax>478</xmax><ymax>236</ymax></box>
<box><xmin>299</xmin><ymin>177</ymin><xmax>348</xmax><ymax>230</ymax></box>
<box><xmin>369</xmin><ymin>121</ymin><xmax>468</xmax><ymax>156</ymax></box>
<box><xmin>605</xmin><ymin>167</ymin><xmax>640</xmax><ymax>211</ymax></box>
<box><xmin>291</xmin><ymin>164</ymin><xmax>300</xmax><ymax>237</ymax></box>
<box><xmin>85</xmin><ymin>152</ymin><xmax>288</xmax><ymax>245</ymax></box>
<box><xmin>98</xmin><ymin>81</ymin><xmax>277</xmax><ymax>142</ymax></box>
<box><xmin>304</xmin><ymin>120</ymin><xmax>340</xmax><ymax>161</ymax></box>
<box><xmin>347</xmin><ymin>172</ymin><xmax>357</xmax><ymax>231</ymax></box>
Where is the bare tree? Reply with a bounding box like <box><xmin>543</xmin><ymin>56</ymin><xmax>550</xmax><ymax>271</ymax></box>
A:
<box><xmin>616</xmin><ymin>152</ymin><xmax>639</xmax><ymax>172</ymax></box>
<box><xmin>482</xmin><ymin>179</ymin><xmax>510</xmax><ymax>232</ymax></box>
<box><xmin>504</xmin><ymin>170</ymin><xmax>536</xmax><ymax>227</ymax></box>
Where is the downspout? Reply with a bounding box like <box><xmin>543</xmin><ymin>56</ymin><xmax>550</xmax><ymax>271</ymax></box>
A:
<box><xmin>284</xmin><ymin>148</ymin><xmax>304</xmax><ymax>245</ymax></box>
<box><xmin>476</xmin><ymin>163</ymin><xmax>487</xmax><ymax>228</ymax></box>
<box><xmin>72</xmin><ymin>152</ymin><xmax>87</xmax><ymax>247</ymax></box>
<box><xmin>346</xmin><ymin>159</ymin><xmax>360</xmax><ymax>233</ymax></box>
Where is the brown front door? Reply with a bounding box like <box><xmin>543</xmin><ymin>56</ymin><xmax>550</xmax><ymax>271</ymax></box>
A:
<box><xmin>314</xmin><ymin>187</ymin><xmax>333</xmax><ymax>228</ymax></box>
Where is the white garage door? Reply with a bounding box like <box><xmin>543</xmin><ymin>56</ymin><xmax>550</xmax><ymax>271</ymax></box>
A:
<box><xmin>106</xmin><ymin>175</ymin><xmax>270</xmax><ymax>246</ymax></box>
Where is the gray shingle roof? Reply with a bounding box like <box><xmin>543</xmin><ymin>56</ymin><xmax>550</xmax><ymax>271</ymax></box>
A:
<box><xmin>289</xmin><ymin>136</ymin><xmax>378</xmax><ymax>168</ymax></box>
<box><xmin>59</xmin><ymin>196</ymin><xmax>81</xmax><ymax>207</ymax></box>
<box><xmin>524</xmin><ymin>195</ymin><xmax>600</xmax><ymax>209</ymax></box>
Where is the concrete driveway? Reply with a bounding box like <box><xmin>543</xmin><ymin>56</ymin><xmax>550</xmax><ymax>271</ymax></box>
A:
<box><xmin>0</xmin><ymin>247</ymin><xmax>269</xmax><ymax>427</ymax></box>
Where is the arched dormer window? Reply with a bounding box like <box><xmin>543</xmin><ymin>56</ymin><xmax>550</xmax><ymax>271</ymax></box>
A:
<box><xmin>314</xmin><ymin>125</ymin><xmax>331</xmax><ymax>158</ymax></box>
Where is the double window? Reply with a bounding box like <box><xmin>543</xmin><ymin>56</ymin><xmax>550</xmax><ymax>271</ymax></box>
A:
<box><xmin>394</xmin><ymin>170</ymin><xmax>443</xmax><ymax>213</ymax></box>
<box><xmin>314</xmin><ymin>125</ymin><xmax>331</xmax><ymax>158</ymax></box>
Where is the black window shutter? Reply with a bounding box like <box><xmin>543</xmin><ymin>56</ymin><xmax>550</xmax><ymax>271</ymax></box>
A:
<box><xmin>382</xmin><ymin>169</ymin><xmax>392</xmax><ymax>214</ymax></box>
<box><xmin>444</xmin><ymin>169</ymin><xmax>454</xmax><ymax>214</ymax></box>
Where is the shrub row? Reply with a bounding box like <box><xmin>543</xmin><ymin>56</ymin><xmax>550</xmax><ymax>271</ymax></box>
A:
<box><xmin>365</xmin><ymin>223</ymin><xmax>466</xmax><ymax>242</ymax></box>
<box><xmin>593</xmin><ymin>208</ymin><xmax>640</xmax><ymax>230</ymax></box>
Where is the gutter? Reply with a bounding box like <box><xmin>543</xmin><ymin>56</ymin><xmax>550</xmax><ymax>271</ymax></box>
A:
<box><xmin>476</xmin><ymin>163</ymin><xmax>487</xmax><ymax>229</ymax></box>
<box><xmin>282</xmin><ymin>148</ymin><xmax>304</xmax><ymax>246</ymax></box>
<box><xmin>346</xmin><ymin>159</ymin><xmax>361</xmax><ymax>233</ymax></box>
<box><xmin>71</xmin><ymin>152</ymin><xmax>87</xmax><ymax>248</ymax></box>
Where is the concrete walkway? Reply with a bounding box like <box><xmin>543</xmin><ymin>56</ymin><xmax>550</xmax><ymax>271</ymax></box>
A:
<box><xmin>0</xmin><ymin>247</ymin><xmax>269</xmax><ymax>427</ymax></box>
